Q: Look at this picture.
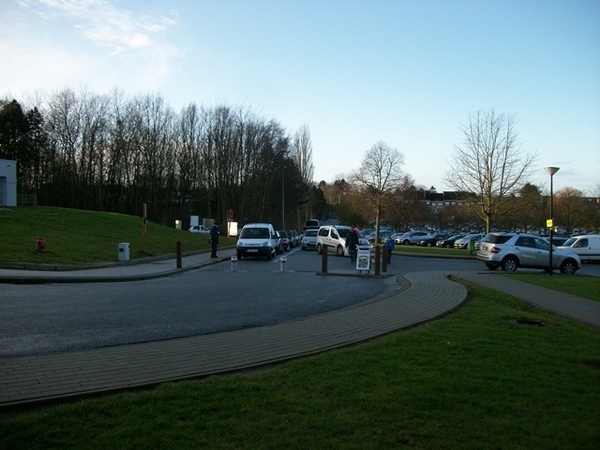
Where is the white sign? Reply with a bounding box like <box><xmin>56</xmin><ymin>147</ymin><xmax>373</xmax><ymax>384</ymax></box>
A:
<box><xmin>356</xmin><ymin>248</ymin><xmax>371</xmax><ymax>272</ymax></box>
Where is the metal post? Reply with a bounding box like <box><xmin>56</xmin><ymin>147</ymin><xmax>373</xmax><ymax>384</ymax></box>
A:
<box><xmin>321</xmin><ymin>245</ymin><xmax>328</xmax><ymax>273</ymax></box>
<box><xmin>375</xmin><ymin>246</ymin><xmax>381</xmax><ymax>276</ymax></box>
<box><xmin>176</xmin><ymin>241</ymin><xmax>182</xmax><ymax>269</ymax></box>
<box><xmin>382</xmin><ymin>247</ymin><xmax>388</xmax><ymax>273</ymax></box>
<box><xmin>544</xmin><ymin>167</ymin><xmax>560</xmax><ymax>276</ymax></box>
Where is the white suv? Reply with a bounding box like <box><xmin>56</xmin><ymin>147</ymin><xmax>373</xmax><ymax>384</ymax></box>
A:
<box><xmin>316</xmin><ymin>225</ymin><xmax>351</xmax><ymax>256</ymax></box>
<box><xmin>236</xmin><ymin>223</ymin><xmax>279</xmax><ymax>260</ymax></box>
<box><xmin>477</xmin><ymin>232</ymin><xmax>581</xmax><ymax>274</ymax></box>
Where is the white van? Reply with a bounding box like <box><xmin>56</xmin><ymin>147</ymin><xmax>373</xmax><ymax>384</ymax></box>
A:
<box><xmin>316</xmin><ymin>225</ymin><xmax>351</xmax><ymax>256</ymax></box>
<box><xmin>236</xmin><ymin>223</ymin><xmax>279</xmax><ymax>260</ymax></box>
<box><xmin>558</xmin><ymin>235</ymin><xmax>600</xmax><ymax>263</ymax></box>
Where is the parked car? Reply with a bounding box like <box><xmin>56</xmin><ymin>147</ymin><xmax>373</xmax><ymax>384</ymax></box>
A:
<box><xmin>365</xmin><ymin>229</ymin><xmax>394</xmax><ymax>243</ymax></box>
<box><xmin>477</xmin><ymin>232</ymin><xmax>580</xmax><ymax>274</ymax></box>
<box><xmin>551</xmin><ymin>236</ymin><xmax>570</xmax><ymax>247</ymax></box>
<box><xmin>399</xmin><ymin>231</ymin><xmax>429</xmax><ymax>245</ymax></box>
<box><xmin>454</xmin><ymin>233</ymin><xmax>485</xmax><ymax>249</ymax></box>
<box><xmin>304</xmin><ymin>219</ymin><xmax>320</xmax><ymax>230</ymax></box>
<box><xmin>274</xmin><ymin>231</ymin><xmax>284</xmax><ymax>255</ymax></box>
<box><xmin>436</xmin><ymin>234</ymin><xmax>464</xmax><ymax>248</ymax></box>
<box><xmin>301</xmin><ymin>229</ymin><xmax>318</xmax><ymax>251</ymax></box>
<box><xmin>391</xmin><ymin>232</ymin><xmax>405</xmax><ymax>244</ymax></box>
<box><xmin>287</xmin><ymin>230</ymin><xmax>299</xmax><ymax>247</ymax></box>
<box><xmin>558</xmin><ymin>235</ymin><xmax>600</xmax><ymax>263</ymax></box>
<box><xmin>236</xmin><ymin>223</ymin><xmax>279</xmax><ymax>260</ymax></box>
<box><xmin>417</xmin><ymin>233</ymin><xmax>450</xmax><ymax>247</ymax></box>
<box><xmin>277</xmin><ymin>230</ymin><xmax>291</xmax><ymax>252</ymax></box>
<box><xmin>188</xmin><ymin>225</ymin><xmax>210</xmax><ymax>234</ymax></box>
<box><xmin>316</xmin><ymin>225</ymin><xmax>351</xmax><ymax>256</ymax></box>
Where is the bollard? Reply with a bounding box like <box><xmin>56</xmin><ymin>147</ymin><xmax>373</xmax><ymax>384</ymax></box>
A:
<box><xmin>35</xmin><ymin>235</ymin><xmax>46</xmax><ymax>252</ymax></box>
<box><xmin>375</xmin><ymin>246</ymin><xmax>381</xmax><ymax>276</ymax></box>
<box><xmin>230</xmin><ymin>255</ymin><xmax>238</xmax><ymax>271</ymax></box>
<box><xmin>321</xmin><ymin>245</ymin><xmax>328</xmax><ymax>273</ymax></box>
<box><xmin>176</xmin><ymin>241</ymin><xmax>182</xmax><ymax>268</ymax></box>
<box><xmin>382</xmin><ymin>247</ymin><xmax>388</xmax><ymax>273</ymax></box>
<box><xmin>280</xmin><ymin>256</ymin><xmax>287</xmax><ymax>272</ymax></box>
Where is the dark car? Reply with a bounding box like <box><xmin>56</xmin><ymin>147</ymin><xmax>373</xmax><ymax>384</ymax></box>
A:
<box><xmin>436</xmin><ymin>234</ymin><xmax>464</xmax><ymax>248</ymax></box>
<box><xmin>278</xmin><ymin>230</ymin><xmax>291</xmax><ymax>251</ymax></box>
<box><xmin>417</xmin><ymin>233</ymin><xmax>450</xmax><ymax>247</ymax></box>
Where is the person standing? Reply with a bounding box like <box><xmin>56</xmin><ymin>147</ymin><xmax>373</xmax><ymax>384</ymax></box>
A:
<box><xmin>385</xmin><ymin>236</ymin><xmax>395</xmax><ymax>263</ymax></box>
<box><xmin>210</xmin><ymin>222</ymin><xmax>220</xmax><ymax>258</ymax></box>
<box><xmin>346</xmin><ymin>225</ymin><xmax>359</xmax><ymax>263</ymax></box>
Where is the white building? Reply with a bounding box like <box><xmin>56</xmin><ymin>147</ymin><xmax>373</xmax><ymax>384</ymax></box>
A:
<box><xmin>0</xmin><ymin>159</ymin><xmax>17</xmax><ymax>206</ymax></box>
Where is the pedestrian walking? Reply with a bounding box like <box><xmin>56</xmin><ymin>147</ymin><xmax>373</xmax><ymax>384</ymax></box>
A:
<box><xmin>210</xmin><ymin>222</ymin><xmax>220</xmax><ymax>258</ymax></box>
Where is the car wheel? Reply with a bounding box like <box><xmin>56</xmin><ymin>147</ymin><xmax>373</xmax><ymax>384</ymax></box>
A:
<box><xmin>485</xmin><ymin>262</ymin><xmax>498</xmax><ymax>271</ymax></box>
<box><xmin>317</xmin><ymin>244</ymin><xmax>322</xmax><ymax>254</ymax></box>
<box><xmin>403</xmin><ymin>240</ymin><xmax>410</xmax><ymax>246</ymax></box>
<box><xmin>336</xmin><ymin>245</ymin><xmax>344</xmax><ymax>257</ymax></box>
<box><xmin>427</xmin><ymin>242</ymin><xmax>433</xmax><ymax>247</ymax></box>
<box><xmin>560</xmin><ymin>259</ymin><xmax>578</xmax><ymax>275</ymax></box>
<box><xmin>444</xmin><ymin>243</ymin><xmax>451</xmax><ymax>248</ymax></box>
<box><xmin>501</xmin><ymin>256</ymin><xmax>518</xmax><ymax>272</ymax></box>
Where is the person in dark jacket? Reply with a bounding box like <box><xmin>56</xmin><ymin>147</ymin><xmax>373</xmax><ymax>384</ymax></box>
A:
<box><xmin>346</xmin><ymin>225</ymin><xmax>360</xmax><ymax>263</ymax></box>
<box><xmin>210</xmin><ymin>222</ymin><xmax>220</xmax><ymax>258</ymax></box>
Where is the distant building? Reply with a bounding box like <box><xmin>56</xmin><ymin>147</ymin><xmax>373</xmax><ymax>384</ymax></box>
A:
<box><xmin>0</xmin><ymin>159</ymin><xmax>17</xmax><ymax>206</ymax></box>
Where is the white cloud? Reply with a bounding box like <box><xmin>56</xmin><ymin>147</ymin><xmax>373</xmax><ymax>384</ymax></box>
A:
<box><xmin>2</xmin><ymin>0</ymin><xmax>184</xmax><ymax>97</ymax></box>
<box><xmin>29</xmin><ymin>0</ymin><xmax>179</xmax><ymax>56</ymax></box>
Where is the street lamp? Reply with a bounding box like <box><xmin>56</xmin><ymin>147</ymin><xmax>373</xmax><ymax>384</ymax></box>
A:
<box><xmin>544</xmin><ymin>167</ymin><xmax>560</xmax><ymax>275</ymax></box>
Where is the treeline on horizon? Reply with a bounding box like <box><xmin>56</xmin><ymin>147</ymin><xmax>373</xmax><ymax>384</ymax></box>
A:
<box><xmin>1</xmin><ymin>90</ymin><xmax>598</xmax><ymax>234</ymax></box>
<box><xmin>0</xmin><ymin>90</ymin><xmax>325</xmax><ymax>228</ymax></box>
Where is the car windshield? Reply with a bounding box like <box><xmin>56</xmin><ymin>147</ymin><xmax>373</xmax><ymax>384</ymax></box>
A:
<box><xmin>562</xmin><ymin>238</ymin><xmax>576</xmax><ymax>246</ymax></box>
<box><xmin>240</xmin><ymin>228</ymin><xmax>269</xmax><ymax>239</ymax></box>
<box><xmin>305</xmin><ymin>230</ymin><xmax>318</xmax><ymax>237</ymax></box>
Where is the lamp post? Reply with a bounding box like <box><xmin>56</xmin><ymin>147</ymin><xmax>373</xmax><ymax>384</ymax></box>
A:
<box><xmin>544</xmin><ymin>167</ymin><xmax>560</xmax><ymax>276</ymax></box>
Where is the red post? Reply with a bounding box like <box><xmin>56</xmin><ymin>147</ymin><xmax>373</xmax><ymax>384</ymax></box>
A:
<box><xmin>36</xmin><ymin>236</ymin><xmax>46</xmax><ymax>252</ymax></box>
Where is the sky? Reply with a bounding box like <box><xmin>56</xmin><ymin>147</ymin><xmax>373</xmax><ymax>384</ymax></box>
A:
<box><xmin>1</xmin><ymin>0</ymin><xmax>599</xmax><ymax>194</ymax></box>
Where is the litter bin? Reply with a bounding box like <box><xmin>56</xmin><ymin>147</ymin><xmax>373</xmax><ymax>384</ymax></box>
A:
<box><xmin>118</xmin><ymin>242</ymin><xmax>130</xmax><ymax>261</ymax></box>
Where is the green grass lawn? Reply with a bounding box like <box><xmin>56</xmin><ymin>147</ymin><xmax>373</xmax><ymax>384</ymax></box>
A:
<box><xmin>0</xmin><ymin>206</ymin><xmax>234</xmax><ymax>265</ymax></box>
<box><xmin>1</xmin><ymin>281</ymin><xmax>598</xmax><ymax>449</ymax></box>
<box><xmin>505</xmin><ymin>273</ymin><xmax>600</xmax><ymax>302</ymax></box>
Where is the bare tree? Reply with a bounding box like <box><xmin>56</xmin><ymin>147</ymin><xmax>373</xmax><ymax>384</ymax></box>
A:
<box><xmin>445</xmin><ymin>109</ymin><xmax>538</xmax><ymax>233</ymax></box>
<box><xmin>292</xmin><ymin>124</ymin><xmax>314</xmax><ymax>184</ymax></box>
<box><xmin>554</xmin><ymin>187</ymin><xmax>588</xmax><ymax>235</ymax></box>
<box><xmin>353</xmin><ymin>141</ymin><xmax>405</xmax><ymax>241</ymax></box>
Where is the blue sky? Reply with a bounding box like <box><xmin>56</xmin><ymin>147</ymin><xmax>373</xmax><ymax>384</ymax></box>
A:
<box><xmin>1</xmin><ymin>0</ymin><xmax>599</xmax><ymax>194</ymax></box>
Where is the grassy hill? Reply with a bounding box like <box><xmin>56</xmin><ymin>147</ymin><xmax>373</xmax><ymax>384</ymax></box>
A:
<box><xmin>0</xmin><ymin>206</ymin><xmax>231</xmax><ymax>265</ymax></box>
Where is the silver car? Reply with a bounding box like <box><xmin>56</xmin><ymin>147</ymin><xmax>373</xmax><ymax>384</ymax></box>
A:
<box><xmin>301</xmin><ymin>229</ymin><xmax>318</xmax><ymax>250</ymax></box>
<box><xmin>477</xmin><ymin>232</ymin><xmax>581</xmax><ymax>274</ymax></box>
<box><xmin>454</xmin><ymin>233</ymin><xmax>485</xmax><ymax>249</ymax></box>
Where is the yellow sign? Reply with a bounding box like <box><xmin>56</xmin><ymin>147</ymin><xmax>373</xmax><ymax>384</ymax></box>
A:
<box><xmin>546</xmin><ymin>219</ymin><xmax>553</xmax><ymax>228</ymax></box>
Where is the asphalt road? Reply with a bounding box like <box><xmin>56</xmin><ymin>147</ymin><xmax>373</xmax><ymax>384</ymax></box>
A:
<box><xmin>2</xmin><ymin>249</ymin><xmax>598</xmax><ymax>357</ymax></box>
